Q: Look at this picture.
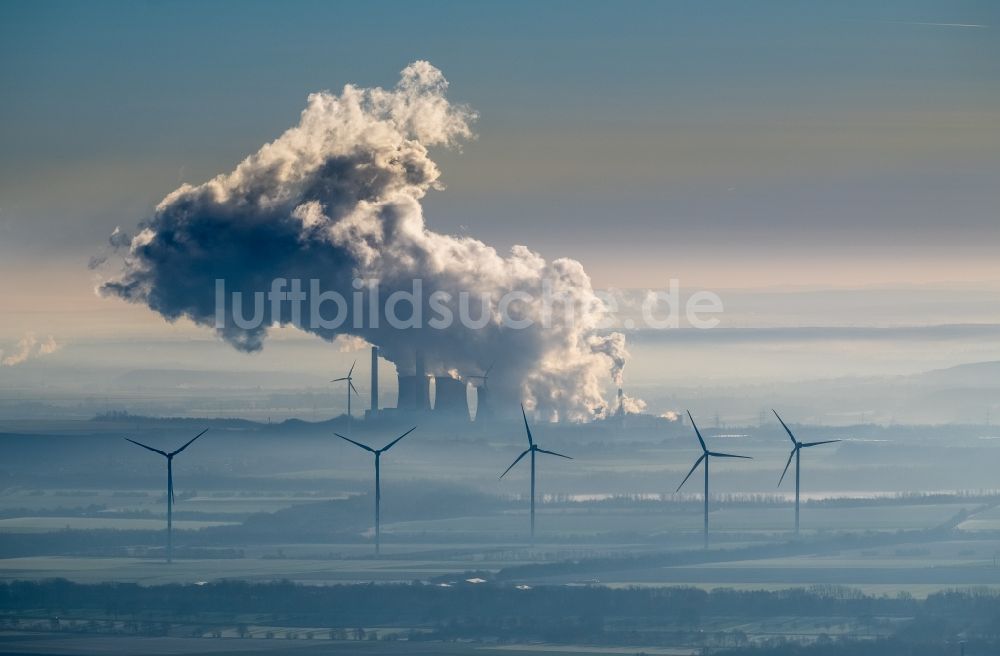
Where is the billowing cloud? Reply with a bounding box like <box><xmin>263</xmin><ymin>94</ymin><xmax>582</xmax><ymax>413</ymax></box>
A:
<box><xmin>621</xmin><ymin>395</ymin><xmax>648</xmax><ymax>414</ymax></box>
<box><xmin>100</xmin><ymin>62</ymin><xmax>637</xmax><ymax>421</ymax></box>
<box><xmin>1</xmin><ymin>333</ymin><xmax>63</xmax><ymax>367</ymax></box>
<box><xmin>88</xmin><ymin>226</ymin><xmax>131</xmax><ymax>270</ymax></box>
<box><xmin>333</xmin><ymin>334</ymin><xmax>371</xmax><ymax>353</ymax></box>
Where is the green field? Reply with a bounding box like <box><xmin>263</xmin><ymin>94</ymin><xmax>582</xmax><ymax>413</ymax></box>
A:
<box><xmin>0</xmin><ymin>634</ymin><xmax>699</xmax><ymax>656</ymax></box>
<box><xmin>2</xmin><ymin>475</ymin><xmax>1000</xmax><ymax>597</ymax></box>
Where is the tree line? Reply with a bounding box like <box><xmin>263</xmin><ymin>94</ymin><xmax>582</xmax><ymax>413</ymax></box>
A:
<box><xmin>2</xmin><ymin>580</ymin><xmax>999</xmax><ymax>651</ymax></box>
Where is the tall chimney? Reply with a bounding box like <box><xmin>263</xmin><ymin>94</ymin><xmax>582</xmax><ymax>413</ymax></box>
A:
<box><xmin>415</xmin><ymin>350</ymin><xmax>430</xmax><ymax>411</ymax></box>
<box><xmin>370</xmin><ymin>346</ymin><xmax>379</xmax><ymax>414</ymax></box>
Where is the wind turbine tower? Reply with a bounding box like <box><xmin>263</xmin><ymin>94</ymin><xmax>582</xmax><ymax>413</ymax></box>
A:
<box><xmin>124</xmin><ymin>429</ymin><xmax>208</xmax><ymax>563</ymax></box>
<box><xmin>773</xmin><ymin>409</ymin><xmax>841</xmax><ymax>535</ymax></box>
<box><xmin>335</xmin><ymin>427</ymin><xmax>417</xmax><ymax>555</ymax></box>
<box><xmin>332</xmin><ymin>360</ymin><xmax>359</xmax><ymax>428</ymax></box>
<box><xmin>676</xmin><ymin>410</ymin><xmax>751</xmax><ymax>548</ymax></box>
<box><xmin>500</xmin><ymin>405</ymin><xmax>572</xmax><ymax>542</ymax></box>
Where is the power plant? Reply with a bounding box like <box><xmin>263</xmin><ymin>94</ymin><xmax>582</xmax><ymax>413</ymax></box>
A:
<box><xmin>347</xmin><ymin>345</ymin><xmax>646</xmax><ymax>430</ymax></box>
<box><xmin>352</xmin><ymin>347</ymin><xmax>643</xmax><ymax>428</ymax></box>
<box><xmin>362</xmin><ymin>347</ymin><xmax>481</xmax><ymax>423</ymax></box>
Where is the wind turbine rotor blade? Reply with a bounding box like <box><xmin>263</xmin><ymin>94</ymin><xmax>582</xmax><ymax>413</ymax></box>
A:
<box><xmin>171</xmin><ymin>428</ymin><xmax>209</xmax><ymax>456</ymax></box>
<box><xmin>499</xmin><ymin>449</ymin><xmax>531</xmax><ymax>479</ymax></box>
<box><xmin>536</xmin><ymin>448</ymin><xmax>572</xmax><ymax>460</ymax></box>
<box><xmin>772</xmin><ymin>409</ymin><xmax>798</xmax><ymax>445</ymax></box>
<box><xmin>777</xmin><ymin>448</ymin><xmax>796</xmax><ymax>487</ymax></box>
<box><xmin>520</xmin><ymin>404</ymin><xmax>535</xmax><ymax>446</ymax></box>
<box><xmin>708</xmin><ymin>452</ymin><xmax>753</xmax><ymax>460</ymax></box>
<box><xmin>332</xmin><ymin>377</ymin><xmax>348</xmax><ymax>382</ymax></box>
<box><xmin>350</xmin><ymin>381</ymin><xmax>360</xmax><ymax>396</ymax></box>
<box><xmin>676</xmin><ymin>454</ymin><xmax>706</xmax><ymax>492</ymax></box>
<box><xmin>484</xmin><ymin>361</ymin><xmax>495</xmax><ymax>377</ymax></box>
<box><xmin>382</xmin><ymin>426</ymin><xmax>417</xmax><ymax>452</ymax></box>
<box><xmin>801</xmin><ymin>439</ymin><xmax>841</xmax><ymax>448</ymax></box>
<box><xmin>334</xmin><ymin>432</ymin><xmax>375</xmax><ymax>453</ymax></box>
<box><xmin>500</xmin><ymin>449</ymin><xmax>531</xmax><ymax>478</ymax></box>
<box><xmin>348</xmin><ymin>360</ymin><xmax>356</xmax><ymax>377</ymax></box>
<box><xmin>686</xmin><ymin>410</ymin><xmax>707</xmax><ymax>453</ymax></box>
<box><xmin>124</xmin><ymin>438</ymin><xmax>167</xmax><ymax>457</ymax></box>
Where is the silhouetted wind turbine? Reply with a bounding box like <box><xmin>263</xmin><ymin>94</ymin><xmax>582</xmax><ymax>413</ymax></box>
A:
<box><xmin>335</xmin><ymin>427</ymin><xmax>417</xmax><ymax>556</ymax></box>
<box><xmin>676</xmin><ymin>410</ymin><xmax>751</xmax><ymax>548</ymax></box>
<box><xmin>467</xmin><ymin>362</ymin><xmax>495</xmax><ymax>423</ymax></box>
<box><xmin>773</xmin><ymin>409</ymin><xmax>841</xmax><ymax>535</ymax></box>
<box><xmin>500</xmin><ymin>404</ymin><xmax>572</xmax><ymax>542</ymax></box>
<box><xmin>332</xmin><ymin>360</ymin><xmax>360</xmax><ymax>427</ymax></box>
<box><xmin>467</xmin><ymin>361</ymin><xmax>494</xmax><ymax>389</ymax></box>
<box><xmin>124</xmin><ymin>429</ymin><xmax>208</xmax><ymax>563</ymax></box>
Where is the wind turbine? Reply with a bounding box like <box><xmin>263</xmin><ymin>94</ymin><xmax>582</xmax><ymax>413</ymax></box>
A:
<box><xmin>467</xmin><ymin>362</ymin><xmax>495</xmax><ymax>422</ymax></box>
<box><xmin>676</xmin><ymin>410</ymin><xmax>751</xmax><ymax>548</ymax></box>
<box><xmin>773</xmin><ymin>409</ymin><xmax>841</xmax><ymax>535</ymax></box>
<box><xmin>466</xmin><ymin>361</ymin><xmax>494</xmax><ymax>389</ymax></box>
<box><xmin>124</xmin><ymin>429</ymin><xmax>208</xmax><ymax>563</ymax></box>
<box><xmin>500</xmin><ymin>404</ymin><xmax>572</xmax><ymax>542</ymax></box>
<box><xmin>335</xmin><ymin>427</ymin><xmax>417</xmax><ymax>556</ymax></box>
<box><xmin>332</xmin><ymin>360</ymin><xmax>360</xmax><ymax>427</ymax></box>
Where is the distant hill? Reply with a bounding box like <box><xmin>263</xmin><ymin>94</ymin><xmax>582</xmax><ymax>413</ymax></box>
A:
<box><xmin>913</xmin><ymin>360</ymin><xmax>1000</xmax><ymax>387</ymax></box>
<box><xmin>111</xmin><ymin>369</ymin><xmax>330</xmax><ymax>390</ymax></box>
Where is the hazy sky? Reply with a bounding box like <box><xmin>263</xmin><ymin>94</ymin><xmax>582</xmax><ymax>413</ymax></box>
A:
<box><xmin>1</xmin><ymin>0</ymin><xmax>998</xmax><ymax>392</ymax></box>
<box><xmin>3</xmin><ymin>1</ymin><xmax>997</xmax><ymax>279</ymax></box>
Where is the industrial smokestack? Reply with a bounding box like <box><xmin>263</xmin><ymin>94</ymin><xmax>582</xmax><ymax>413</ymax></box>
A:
<box><xmin>415</xmin><ymin>350</ymin><xmax>430</xmax><ymax>411</ymax></box>
<box><xmin>370</xmin><ymin>346</ymin><xmax>379</xmax><ymax>414</ymax></box>
<box><xmin>617</xmin><ymin>387</ymin><xmax>624</xmax><ymax>417</ymax></box>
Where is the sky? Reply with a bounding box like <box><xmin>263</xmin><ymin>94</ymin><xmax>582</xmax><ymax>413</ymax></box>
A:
<box><xmin>1</xmin><ymin>0</ymin><xmax>998</xmax><ymax>413</ymax></box>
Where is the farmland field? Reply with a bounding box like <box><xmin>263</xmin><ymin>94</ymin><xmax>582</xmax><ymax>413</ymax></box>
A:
<box><xmin>2</xmin><ymin>421</ymin><xmax>1000</xmax><ymax>656</ymax></box>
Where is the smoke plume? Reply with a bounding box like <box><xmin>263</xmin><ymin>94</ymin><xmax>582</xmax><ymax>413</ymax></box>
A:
<box><xmin>100</xmin><ymin>62</ymin><xmax>636</xmax><ymax>421</ymax></box>
<box><xmin>1</xmin><ymin>333</ymin><xmax>62</xmax><ymax>367</ymax></box>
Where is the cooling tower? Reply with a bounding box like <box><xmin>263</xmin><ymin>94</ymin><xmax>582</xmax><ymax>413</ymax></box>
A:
<box><xmin>475</xmin><ymin>385</ymin><xmax>492</xmax><ymax>422</ymax></box>
<box><xmin>395</xmin><ymin>349</ymin><xmax>430</xmax><ymax>413</ymax></box>
<box><xmin>397</xmin><ymin>375</ymin><xmax>418</xmax><ymax>410</ymax></box>
<box><xmin>370</xmin><ymin>346</ymin><xmax>379</xmax><ymax>413</ymax></box>
<box><xmin>434</xmin><ymin>376</ymin><xmax>470</xmax><ymax>419</ymax></box>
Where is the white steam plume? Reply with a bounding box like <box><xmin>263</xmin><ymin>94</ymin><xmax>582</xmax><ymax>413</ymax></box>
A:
<box><xmin>101</xmin><ymin>62</ymin><xmax>638</xmax><ymax>421</ymax></box>
<box><xmin>1</xmin><ymin>333</ymin><xmax>63</xmax><ymax>367</ymax></box>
